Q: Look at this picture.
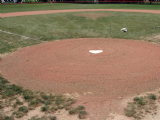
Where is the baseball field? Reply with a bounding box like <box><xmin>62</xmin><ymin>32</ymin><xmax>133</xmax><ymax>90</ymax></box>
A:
<box><xmin>0</xmin><ymin>3</ymin><xmax>160</xmax><ymax>120</ymax></box>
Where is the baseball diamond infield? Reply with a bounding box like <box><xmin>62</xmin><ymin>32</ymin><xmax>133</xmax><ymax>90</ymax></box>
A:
<box><xmin>1</xmin><ymin>38</ymin><xmax>160</xmax><ymax>96</ymax></box>
<box><xmin>1</xmin><ymin>9</ymin><xmax>160</xmax><ymax>119</ymax></box>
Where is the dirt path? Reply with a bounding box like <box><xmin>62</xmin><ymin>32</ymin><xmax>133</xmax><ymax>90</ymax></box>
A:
<box><xmin>1</xmin><ymin>9</ymin><xmax>160</xmax><ymax>120</ymax></box>
<box><xmin>1</xmin><ymin>9</ymin><xmax>160</xmax><ymax>18</ymax></box>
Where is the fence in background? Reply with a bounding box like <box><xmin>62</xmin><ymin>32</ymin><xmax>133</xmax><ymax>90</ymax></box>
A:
<box><xmin>1</xmin><ymin>0</ymin><xmax>160</xmax><ymax>4</ymax></box>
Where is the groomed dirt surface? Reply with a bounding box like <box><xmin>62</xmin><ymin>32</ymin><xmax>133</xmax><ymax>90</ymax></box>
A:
<box><xmin>1</xmin><ymin>38</ymin><xmax>160</xmax><ymax>119</ymax></box>
<box><xmin>1</xmin><ymin>38</ymin><xmax>160</xmax><ymax>95</ymax></box>
<box><xmin>1</xmin><ymin>9</ymin><xmax>160</xmax><ymax>120</ymax></box>
<box><xmin>1</xmin><ymin>9</ymin><xmax>160</xmax><ymax>18</ymax></box>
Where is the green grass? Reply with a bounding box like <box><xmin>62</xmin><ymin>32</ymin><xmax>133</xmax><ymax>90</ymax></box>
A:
<box><xmin>0</xmin><ymin>75</ymin><xmax>80</xmax><ymax>120</ymax></box>
<box><xmin>0</xmin><ymin>11</ymin><xmax>160</xmax><ymax>54</ymax></box>
<box><xmin>1</xmin><ymin>3</ymin><xmax>160</xmax><ymax>13</ymax></box>
<box><xmin>0</xmin><ymin>32</ymin><xmax>41</xmax><ymax>54</ymax></box>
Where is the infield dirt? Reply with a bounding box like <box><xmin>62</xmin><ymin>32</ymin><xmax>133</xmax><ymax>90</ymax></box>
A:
<box><xmin>1</xmin><ymin>9</ymin><xmax>160</xmax><ymax>18</ymax></box>
<box><xmin>1</xmin><ymin>38</ymin><xmax>160</xmax><ymax>119</ymax></box>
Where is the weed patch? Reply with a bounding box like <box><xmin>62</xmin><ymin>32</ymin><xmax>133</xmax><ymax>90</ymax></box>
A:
<box><xmin>41</xmin><ymin>105</ymin><xmax>49</xmax><ymax>112</ymax></box>
<box><xmin>79</xmin><ymin>111</ymin><xmax>87</xmax><ymax>119</ymax></box>
<box><xmin>22</xmin><ymin>90</ymin><xmax>35</xmax><ymax>101</ymax></box>
<box><xmin>69</xmin><ymin>105</ymin><xmax>87</xmax><ymax>119</ymax></box>
<box><xmin>125</xmin><ymin>93</ymin><xmax>158</xmax><ymax>119</ymax></box>
<box><xmin>28</xmin><ymin>116</ymin><xmax>48</xmax><ymax>120</ymax></box>
<box><xmin>18</xmin><ymin>106</ymin><xmax>28</xmax><ymax>113</ymax></box>
<box><xmin>48</xmin><ymin>115</ymin><xmax>56</xmax><ymax>120</ymax></box>
<box><xmin>0</xmin><ymin>76</ymin><xmax>85</xmax><ymax>119</ymax></box>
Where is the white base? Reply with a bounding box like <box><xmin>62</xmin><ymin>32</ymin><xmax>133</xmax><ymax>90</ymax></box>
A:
<box><xmin>89</xmin><ymin>50</ymin><xmax>103</xmax><ymax>54</ymax></box>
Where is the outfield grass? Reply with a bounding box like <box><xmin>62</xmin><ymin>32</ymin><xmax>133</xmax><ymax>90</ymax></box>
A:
<box><xmin>1</xmin><ymin>3</ymin><xmax>160</xmax><ymax>13</ymax></box>
<box><xmin>0</xmin><ymin>11</ymin><xmax>160</xmax><ymax>54</ymax></box>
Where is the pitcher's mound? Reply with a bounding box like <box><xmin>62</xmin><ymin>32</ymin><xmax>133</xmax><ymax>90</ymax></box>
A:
<box><xmin>1</xmin><ymin>38</ymin><xmax>160</xmax><ymax>100</ymax></box>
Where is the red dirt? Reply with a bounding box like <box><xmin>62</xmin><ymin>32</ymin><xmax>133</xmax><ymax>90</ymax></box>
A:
<box><xmin>1</xmin><ymin>9</ymin><xmax>160</xmax><ymax>120</ymax></box>
<box><xmin>1</xmin><ymin>38</ymin><xmax>160</xmax><ymax>119</ymax></box>
<box><xmin>1</xmin><ymin>9</ymin><xmax>160</xmax><ymax>18</ymax></box>
<box><xmin>1</xmin><ymin>38</ymin><xmax>160</xmax><ymax>94</ymax></box>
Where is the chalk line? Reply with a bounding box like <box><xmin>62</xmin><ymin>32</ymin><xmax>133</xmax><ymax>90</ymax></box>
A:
<box><xmin>0</xmin><ymin>29</ymin><xmax>30</xmax><ymax>39</ymax></box>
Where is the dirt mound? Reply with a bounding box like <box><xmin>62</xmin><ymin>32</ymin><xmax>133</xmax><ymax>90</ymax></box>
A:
<box><xmin>1</xmin><ymin>38</ymin><xmax>160</xmax><ymax>95</ymax></box>
<box><xmin>1</xmin><ymin>38</ymin><xmax>160</xmax><ymax>119</ymax></box>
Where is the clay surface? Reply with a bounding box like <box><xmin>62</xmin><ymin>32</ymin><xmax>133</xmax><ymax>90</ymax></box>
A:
<box><xmin>1</xmin><ymin>9</ymin><xmax>160</xmax><ymax>18</ymax></box>
<box><xmin>1</xmin><ymin>38</ymin><xmax>160</xmax><ymax>119</ymax></box>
